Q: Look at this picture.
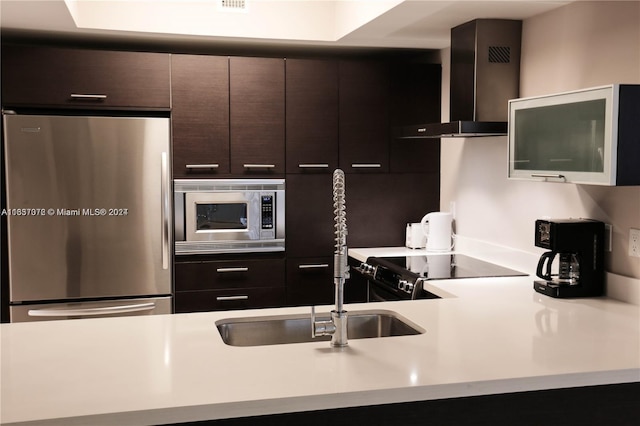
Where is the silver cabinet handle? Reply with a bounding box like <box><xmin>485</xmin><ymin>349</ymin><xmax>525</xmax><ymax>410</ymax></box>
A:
<box><xmin>298</xmin><ymin>164</ymin><xmax>329</xmax><ymax>168</ymax></box>
<box><xmin>531</xmin><ymin>174</ymin><xmax>566</xmax><ymax>180</ymax></box>
<box><xmin>351</xmin><ymin>163</ymin><xmax>382</xmax><ymax>168</ymax></box>
<box><xmin>243</xmin><ymin>164</ymin><xmax>275</xmax><ymax>169</ymax></box>
<box><xmin>28</xmin><ymin>302</ymin><xmax>156</xmax><ymax>317</ymax></box>
<box><xmin>161</xmin><ymin>152</ymin><xmax>170</xmax><ymax>270</ymax></box>
<box><xmin>298</xmin><ymin>264</ymin><xmax>330</xmax><ymax>269</ymax></box>
<box><xmin>70</xmin><ymin>94</ymin><xmax>107</xmax><ymax>100</ymax></box>
<box><xmin>216</xmin><ymin>267</ymin><xmax>249</xmax><ymax>273</ymax></box>
<box><xmin>216</xmin><ymin>295</ymin><xmax>249</xmax><ymax>301</ymax></box>
<box><xmin>186</xmin><ymin>164</ymin><xmax>219</xmax><ymax>169</ymax></box>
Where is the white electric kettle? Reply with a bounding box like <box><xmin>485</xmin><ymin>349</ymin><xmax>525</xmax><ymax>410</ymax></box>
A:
<box><xmin>420</xmin><ymin>212</ymin><xmax>455</xmax><ymax>252</ymax></box>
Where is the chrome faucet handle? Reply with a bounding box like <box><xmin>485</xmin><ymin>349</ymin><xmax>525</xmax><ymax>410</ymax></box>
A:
<box><xmin>311</xmin><ymin>306</ymin><xmax>336</xmax><ymax>339</ymax></box>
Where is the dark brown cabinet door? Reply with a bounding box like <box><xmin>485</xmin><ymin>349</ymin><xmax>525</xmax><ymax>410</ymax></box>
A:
<box><xmin>285</xmin><ymin>174</ymin><xmax>335</xmax><ymax>258</ymax></box>
<box><xmin>171</xmin><ymin>54</ymin><xmax>230</xmax><ymax>177</ymax></box>
<box><xmin>229</xmin><ymin>57</ymin><xmax>285</xmax><ymax>176</ymax></box>
<box><xmin>338</xmin><ymin>60</ymin><xmax>389</xmax><ymax>173</ymax></box>
<box><xmin>1</xmin><ymin>45</ymin><xmax>170</xmax><ymax>110</ymax></box>
<box><xmin>389</xmin><ymin>63</ymin><xmax>442</xmax><ymax>173</ymax></box>
<box><xmin>285</xmin><ymin>59</ymin><xmax>339</xmax><ymax>174</ymax></box>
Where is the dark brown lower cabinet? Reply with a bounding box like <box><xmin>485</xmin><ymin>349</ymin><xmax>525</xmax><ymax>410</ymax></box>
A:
<box><xmin>285</xmin><ymin>256</ymin><xmax>368</xmax><ymax>307</ymax></box>
<box><xmin>174</xmin><ymin>256</ymin><xmax>285</xmax><ymax>313</ymax></box>
<box><xmin>286</xmin><ymin>257</ymin><xmax>334</xmax><ymax>306</ymax></box>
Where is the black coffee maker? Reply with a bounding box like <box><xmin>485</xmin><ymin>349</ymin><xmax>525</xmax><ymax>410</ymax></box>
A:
<box><xmin>534</xmin><ymin>219</ymin><xmax>605</xmax><ymax>298</ymax></box>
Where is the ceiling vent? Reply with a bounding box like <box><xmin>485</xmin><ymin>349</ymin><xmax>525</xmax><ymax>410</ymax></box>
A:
<box><xmin>219</xmin><ymin>0</ymin><xmax>248</xmax><ymax>12</ymax></box>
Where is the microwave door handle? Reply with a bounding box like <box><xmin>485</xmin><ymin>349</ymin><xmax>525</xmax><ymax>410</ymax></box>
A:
<box><xmin>28</xmin><ymin>302</ymin><xmax>156</xmax><ymax>317</ymax></box>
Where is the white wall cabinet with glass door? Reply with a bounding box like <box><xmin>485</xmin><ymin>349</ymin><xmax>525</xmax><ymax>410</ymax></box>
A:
<box><xmin>508</xmin><ymin>84</ymin><xmax>639</xmax><ymax>186</ymax></box>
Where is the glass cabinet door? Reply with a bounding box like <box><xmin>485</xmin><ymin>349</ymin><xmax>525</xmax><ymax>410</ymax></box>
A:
<box><xmin>509</xmin><ymin>85</ymin><xmax>616</xmax><ymax>185</ymax></box>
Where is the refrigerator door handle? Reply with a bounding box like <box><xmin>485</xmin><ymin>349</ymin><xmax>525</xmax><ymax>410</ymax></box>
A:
<box><xmin>161</xmin><ymin>151</ymin><xmax>170</xmax><ymax>270</ymax></box>
<box><xmin>28</xmin><ymin>302</ymin><xmax>156</xmax><ymax>317</ymax></box>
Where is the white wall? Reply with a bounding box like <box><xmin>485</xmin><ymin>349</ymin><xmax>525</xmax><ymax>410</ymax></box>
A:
<box><xmin>440</xmin><ymin>1</ymin><xmax>640</xmax><ymax>280</ymax></box>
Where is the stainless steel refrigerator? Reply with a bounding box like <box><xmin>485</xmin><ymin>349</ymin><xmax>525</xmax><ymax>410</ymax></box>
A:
<box><xmin>3</xmin><ymin>113</ymin><xmax>172</xmax><ymax>322</ymax></box>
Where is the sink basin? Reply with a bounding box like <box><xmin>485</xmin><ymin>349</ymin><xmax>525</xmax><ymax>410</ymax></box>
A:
<box><xmin>216</xmin><ymin>309</ymin><xmax>424</xmax><ymax>347</ymax></box>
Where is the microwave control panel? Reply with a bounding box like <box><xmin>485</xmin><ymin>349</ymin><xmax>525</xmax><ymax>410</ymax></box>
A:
<box><xmin>261</xmin><ymin>195</ymin><xmax>274</xmax><ymax>230</ymax></box>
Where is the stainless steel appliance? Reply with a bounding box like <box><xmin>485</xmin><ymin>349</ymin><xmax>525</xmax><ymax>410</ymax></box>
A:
<box><xmin>356</xmin><ymin>254</ymin><xmax>527</xmax><ymax>301</ymax></box>
<box><xmin>3</xmin><ymin>112</ymin><xmax>172</xmax><ymax>322</ymax></box>
<box><xmin>174</xmin><ymin>179</ymin><xmax>285</xmax><ymax>255</ymax></box>
<box><xmin>396</xmin><ymin>19</ymin><xmax>522</xmax><ymax>138</ymax></box>
<box><xmin>534</xmin><ymin>219</ymin><xmax>605</xmax><ymax>298</ymax></box>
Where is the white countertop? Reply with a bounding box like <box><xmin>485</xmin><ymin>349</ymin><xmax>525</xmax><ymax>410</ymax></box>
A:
<box><xmin>1</xmin><ymin>248</ymin><xmax>639</xmax><ymax>425</ymax></box>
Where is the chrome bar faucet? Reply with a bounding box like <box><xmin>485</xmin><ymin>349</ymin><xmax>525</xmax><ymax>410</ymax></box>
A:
<box><xmin>311</xmin><ymin>169</ymin><xmax>349</xmax><ymax>347</ymax></box>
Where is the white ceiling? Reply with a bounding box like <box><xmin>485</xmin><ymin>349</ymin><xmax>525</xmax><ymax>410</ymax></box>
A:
<box><xmin>1</xmin><ymin>0</ymin><xmax>573</xmax><ymax>50</ymax></box>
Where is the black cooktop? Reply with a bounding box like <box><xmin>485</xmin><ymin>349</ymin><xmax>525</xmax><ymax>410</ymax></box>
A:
<box><xmin>369</xmin><ymin>254</ymin><xmax>527</xmax><ymax>280</ymax></box>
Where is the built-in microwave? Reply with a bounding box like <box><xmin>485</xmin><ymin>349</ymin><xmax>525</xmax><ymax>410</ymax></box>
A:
<box><xmin>174</xmin><ymin>179</ymin><xmax>285</xmax><ymax>255</ymax></box>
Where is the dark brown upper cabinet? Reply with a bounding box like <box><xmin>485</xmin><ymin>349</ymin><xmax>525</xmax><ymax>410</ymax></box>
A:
<box><xmin>171</xmin><ymin>54</ymin><xmax>230</xmax><ymax>178</ymax></box>
<box><xmin>229</xmin><ymin>57</ymin><xmax>285</xmax><ymax>177</ymax></box>
<box><xmin>285</xmin><ymin>58</ymin><xmax>339</xmax><ymax>174</ymax></box>
<box><xmin>338</xmin><ymin>60</ymin><xmax>390</xmax><ymax>173</ymax></box>
<box><xmin>389</xmin><ymin>63</ymin><xmax>442</xmax><ymax>174</ymax></box>
<box><xmin>1</xmin><ymin>45</ymin><xmax>170</xmax><ymax>110</ymax></box>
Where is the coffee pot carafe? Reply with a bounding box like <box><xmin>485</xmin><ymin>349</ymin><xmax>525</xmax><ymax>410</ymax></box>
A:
<box><xmin>534</xmin><ymin>219</ymin><xmax>604</xmax><ymax>298</ymax></box>
<box><xmin>536</xmin><ymin>252</ymin><xmax>580</xmax><ymax>285</ymax></box>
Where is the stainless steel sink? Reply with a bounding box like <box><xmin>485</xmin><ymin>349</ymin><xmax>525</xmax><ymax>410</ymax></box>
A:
<box><xmin>216</xmin><ymin>309</ymin><xmax>424</xmax><ymax>347</ymax></box>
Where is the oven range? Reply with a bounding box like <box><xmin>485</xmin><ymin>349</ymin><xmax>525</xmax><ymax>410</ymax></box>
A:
<box><xmin>355</xmin><ymin>254</ymin><xmax>527</xmax><ymax>302</ymax></box>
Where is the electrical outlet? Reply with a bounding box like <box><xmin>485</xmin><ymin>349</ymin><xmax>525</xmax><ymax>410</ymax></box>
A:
<box><xmin>629</xmin><ymin>228</ymin><xmax>640</xmax><ymax>258</ymax></box>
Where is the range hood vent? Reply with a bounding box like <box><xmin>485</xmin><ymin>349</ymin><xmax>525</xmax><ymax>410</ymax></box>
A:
<box><xmin>397</xmin><ymin>19</ymin><xmax>522</xmax><ymax>139</ymax></box>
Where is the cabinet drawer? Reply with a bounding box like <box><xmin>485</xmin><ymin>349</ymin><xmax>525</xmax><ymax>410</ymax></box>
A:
<box><xmin>2</xmin><ymin>45</ymin><xmax>170</xmax><ymax>110</ymax></box>
<box><xmin>286</xmin><ymin>257</ymin><xmax>334</xmax><ymax>306</ymax></box>
<box><xmin>175</xmin><ymin>287</ymin><xmax>285</xmax><ymax>313</ymax></box>
<box><xmin>175</xmin><ymin>258</ymin><xmax>285</xmax><ymax>291</ymax></box>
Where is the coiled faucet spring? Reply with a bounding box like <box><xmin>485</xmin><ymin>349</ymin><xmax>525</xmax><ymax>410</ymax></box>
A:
<box><xmin>333</xmin><ymin>168</ymin><xmax>348</xmax><ymax>256</ymax></box>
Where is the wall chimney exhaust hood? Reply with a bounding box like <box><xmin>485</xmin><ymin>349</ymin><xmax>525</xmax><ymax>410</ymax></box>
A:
<box><xmin>397</xmin><ymin>19</ymin><xmax>522</xmax><ymax>139</ymax></box>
